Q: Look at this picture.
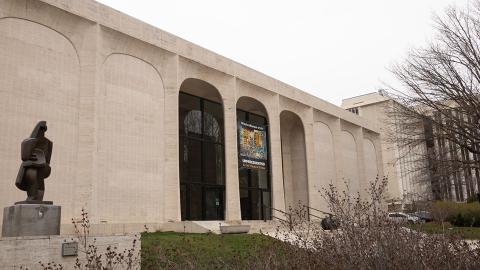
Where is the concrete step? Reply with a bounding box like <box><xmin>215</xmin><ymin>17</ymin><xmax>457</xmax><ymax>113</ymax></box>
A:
<box><xmin>161</xmin><ymin>221</ymin><xmax>213</xmax><ymax>234</ymax></box>
<box><xmin>240</xmin><ymin>220</ymin><xmax>278</xmax><ymax>234</ymax></box>
<box><xmin>160</xmin><ymin>220</ymin><xmax>279</xmax><ymax>234</ymax></box>
<box><xmin>191</xmin><ymin>221</ymin><xmax>229</xmax><ymax>234</ymax></box>
<box><xmin>263</xmin><ymin>229</ymin><xmax>321</xmax><ymax>248</ymax></box>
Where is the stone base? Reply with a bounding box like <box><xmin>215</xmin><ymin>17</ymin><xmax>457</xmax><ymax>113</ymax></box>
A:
<box><xmin>2</xmin><ymin>204</ymin><xmax>61</xmax><ymax>237</ymax></box>
<box><xmin>15</xmin><ymin>200</ymin><xmax>53</xmax><ymax>205</ymax></box>
<box><xmin>0</xmin><ymin>234</ymin><xmax>139</xmax><ymax>270</ymax></box>
<box><xmin>220</xmin><ymin>224</ymin><xmax>251</xmax><ymax>234</ymax></box>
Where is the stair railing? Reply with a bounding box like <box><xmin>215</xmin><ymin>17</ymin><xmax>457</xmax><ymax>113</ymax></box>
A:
<box><xmin>263</xmin><ymin>205</ymin><xmax>293</xmax><ymax>231</ymax></box>
<box><xmin>304</xmin><ymin>205</ymin><xmax>332</xmax><ymax>221</ymax></box>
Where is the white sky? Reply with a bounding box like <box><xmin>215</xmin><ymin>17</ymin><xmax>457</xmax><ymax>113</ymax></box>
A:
<box><xmin>96</xmin><ymin>0</ymin><xmax>470</xmax><ymax>105</ymax></box>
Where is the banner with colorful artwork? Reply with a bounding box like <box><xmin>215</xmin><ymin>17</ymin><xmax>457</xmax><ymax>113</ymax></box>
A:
<box><xmin>238</xmin><ymin>121</ymin><xmax>267</xmax><ymax>170</ymax></box>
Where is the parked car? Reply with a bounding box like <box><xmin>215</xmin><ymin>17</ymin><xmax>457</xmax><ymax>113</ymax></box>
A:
<box><xmin>412</xmin><ymin>211</ymin><xmax>433</xmax><ymax>222</ymax></box>
<box><xmin>387</xmin><ymin>212</ymin><xmax>421</xmax><ymax>224</ymax></box>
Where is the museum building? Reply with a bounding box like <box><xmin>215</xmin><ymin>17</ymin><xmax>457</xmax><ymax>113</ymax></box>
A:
<box><xmin>0</xmin><ymin>0</ymin><xmax>383</xmax><ymax>232</ymax></box>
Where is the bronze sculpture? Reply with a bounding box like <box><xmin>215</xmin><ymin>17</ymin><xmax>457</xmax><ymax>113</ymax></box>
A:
<box><xmin>15</xmin><ymin>121</ymin><xmax>53</xmax><ymax>203</ymax></box>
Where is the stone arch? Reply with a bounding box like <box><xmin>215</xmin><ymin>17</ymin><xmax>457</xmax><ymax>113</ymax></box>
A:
<box><xmin>0</xmin><ymin>17</ymin><xmax>80</xmax><ymax>223</ymax></box>
<box><xmin>363</xmin><ymin>138</ymin><xmax>379</xmax><ymax>183</ymax></box>
<box><xmin>97</xmin><ymin>53</ymin><xmax>164</xmax><ymax>223</ymax></box>
<box><xmin>280</xmin><ymin>110</ymin><xmax>308</xmax><ymax>210</ymax></box>
<box><xmin>236</xmin><ymin>96</ymin><xmax>272</xmax><ymax>220</ymax></box>
<box><xmin>179</xmin><ymin>78</ymin><xmax>222</xmax><ymax>103</ymax></box>
<box><xmin>236</xmin><ymin>96</ymin><xmax>269</xmax><ymax>118</ymax></box>
<box><xmin>340</xmin><ymin>131</ymin><xmax>360</xmax><ymax>194</ymax></box>
<box><xmin>313</xmin><ymin>122</ymin><xmax>336</xmax><ymax>210</ymax></box>
<box><xmin>178</xmin><ymin>78</ymin><xmax>225</xmax><ymax>220</ymax></box>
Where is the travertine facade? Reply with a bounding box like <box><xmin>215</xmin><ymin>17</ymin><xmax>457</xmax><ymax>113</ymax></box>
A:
<box><xmin>0</xmin><ymin>234</ymin><xmax>138</xmax><ymax>269</ymax></box>
<box><xmin>342</xmin><ymin>91</ymin><xmax>431</xmax><ymax>207</ymax></box>
<box><xmin>0</xmin><ymin>0</ymin><xmax>383</xmax><ymax>232</ymax></box>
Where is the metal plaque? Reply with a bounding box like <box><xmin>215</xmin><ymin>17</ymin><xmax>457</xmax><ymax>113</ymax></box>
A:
<box><xmin>62</xmin><ymin>241</ymin><xmax>78</xmax><ymax>257</ymax></box>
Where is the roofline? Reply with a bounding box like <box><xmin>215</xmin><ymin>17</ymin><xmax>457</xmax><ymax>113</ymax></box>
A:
<box><xmin>341</xmin><ymin>91</ymin><xmax>380</xmax><ymax>102</ymax></box>
<box><xmin>35</xmin><ymin>0</ymin><xmax>380</xmax><ymax>133</ymax></box>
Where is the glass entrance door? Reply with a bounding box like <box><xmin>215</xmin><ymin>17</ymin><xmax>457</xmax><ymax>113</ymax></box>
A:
<box><xmin>205</xmin><ymin>187</ymin><xmax>224</xmax><ymax>220</ymax></box>
<box><xmin>237</xmin><ymin>109</ymin><xmax>272</xmax><ymax>220</ymax></box>
<box><xmin>180</xmin><ymin>184</ymin><xmax>224</xmax><ymax>221</ymax></box>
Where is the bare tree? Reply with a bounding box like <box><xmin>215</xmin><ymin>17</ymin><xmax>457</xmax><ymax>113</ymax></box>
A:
<box><xmin>388</xmin><ymin>1</ymin><xmax>480</xmax><ymax>201</ymax></box>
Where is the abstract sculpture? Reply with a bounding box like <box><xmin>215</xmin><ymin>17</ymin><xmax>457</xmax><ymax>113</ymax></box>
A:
<box><xmin>15</xmin><ymin>121</ymin><xmax>53</xmax><ymax>203</ymax></box>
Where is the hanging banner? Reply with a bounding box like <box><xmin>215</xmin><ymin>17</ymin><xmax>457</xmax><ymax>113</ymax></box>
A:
<box><xmin>238</xmin><ymin>121</ymin><xmax>267</xmax><ymax>170</ymax></box>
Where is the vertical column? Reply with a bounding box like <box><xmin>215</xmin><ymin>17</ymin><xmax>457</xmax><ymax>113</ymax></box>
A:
<box><xmin>163</xmin><ymin>54</ymin><xmax>181</xmax><ymax>221</ymax></box>
<box><xmin>77</xmin><ymin>24</ymin><xmax>100</xmax><ymax>223</ymax></box>
<box><xmin>304</xmin><ymin>108</ymin><xmax>316</xmax><ymax>207</ymax></box>
<box><xmin>372</xmin><ymin>133</ymin><xmax>385</xmax><ymax>179</ymax></box>
<box><xmin>269</xmin><ymin>94</ymin><xmax>286</xmax><ymax>212</ymax></box>
<box><xmin>355</xmin><ymin>127</ymin><xmax>367</xmax><ymax>198</ymax></box>
<box><xmin>224</xmin><ymin>78</ymin><xmax>241</xmax><ymax>221</ymax></box>
<box><xmin>331</xmin><ymin>118</ymin><xmax>344</xmax><ymax>190</ymax></box>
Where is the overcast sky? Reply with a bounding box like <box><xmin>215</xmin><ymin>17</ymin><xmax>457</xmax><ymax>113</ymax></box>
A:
<box><xmin>96</xmin><ymin>0</ymin><xmax>470</xmax><ymax>105</ymax></box>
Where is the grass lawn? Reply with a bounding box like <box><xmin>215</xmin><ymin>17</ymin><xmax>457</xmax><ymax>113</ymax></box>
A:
<box><xmin>141</xmin><ymin>231</ymin><xmax>277</xmax><ymax>269</ymax></box>
<box><xmin>409</xmin><ymin>222</ymin><xmax>480</xmax><ymax>239</ymax></box>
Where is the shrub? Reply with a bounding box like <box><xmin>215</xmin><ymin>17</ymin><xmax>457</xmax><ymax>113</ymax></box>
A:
<box><xmin>466</xmin><ymin>194</ymin><xmax>480</xmax><ymax>204</ymax></box>
<box><xmin>25</xmin><ymin>209</ymin><xmax>140</xmax><ymax>270</ymax></box>
<box><xmin>256</xmin><ymin>177</ymin><xmax>480</xmax><ymax>270</ymax></box>
<box><xmin>446</xmin><ymin>203</ymin><xmax>480</xmax><ymax>227</ymax></box>
<box><xmin>139</xmin><ymin>176</ymin><xmax>480</xmax><ymax>269</ymax></box>
<box><xmin>430</xmin><ymin>200</ymin><xmax>480</xmax><ymax>227</ymax></box>
<box><xmin>429</xmin><ymin>200</ymin><xmax>456</xmax><ymax>222</ymax></box>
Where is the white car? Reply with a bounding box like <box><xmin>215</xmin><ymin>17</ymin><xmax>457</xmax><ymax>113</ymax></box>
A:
<box><xmin>387</xmin><ymin>212</ymin><xmax>421</xmax><ymax>224</ymax></box>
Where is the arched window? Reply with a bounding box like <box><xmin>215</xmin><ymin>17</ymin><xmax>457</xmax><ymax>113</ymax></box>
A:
<box><xmin>236</xmin><ymin>96</ymin><xmax>272</xmax><ymax>220</ymax></box>
<box><xmin>179</xmin><ymin>80</ymin><xmax>225</xmax><ymax>221</ymax></box>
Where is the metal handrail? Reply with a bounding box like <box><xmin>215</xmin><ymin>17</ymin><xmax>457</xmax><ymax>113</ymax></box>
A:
<box><xmin>261</xmin><ymin>205</ymin><xmax>333</xmax><ymax>230</ymax></box>
<box><xmin>307</xmin><ymin>212</ymin><xmax>324</xmax><ymax>220</ymax></box>
<box><xmin>304</xmin><ymin>205</ymin><xmax>332</xmax><ymax>221</ymax></box>
<box><xmin>263</xmin><ymin>205</ymin><xmax>293</xmax><ymax>231</ymax></box>
<box><xmin>304</xmin><ymin>205</ymin><xmax>332</xmax><ymax>216</ymax></box>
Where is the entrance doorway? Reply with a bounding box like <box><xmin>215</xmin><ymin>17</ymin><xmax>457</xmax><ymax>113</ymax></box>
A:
<box><xmin>179</xmin><ymin>83</ymin><xmax>225</xmax><ymax>221</ymax></box>
<box><xmin>180</xmin><ymin>184</ymin><xmax>224</xmax><ymax>220</ymax></box>
<box><xmin>236</xmin><ymin>98</ymin><xmax>272</xmax><ymax>220</ymax></box>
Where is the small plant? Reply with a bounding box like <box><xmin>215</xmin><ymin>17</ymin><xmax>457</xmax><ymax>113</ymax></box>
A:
<box><xmin>72</xmin><ymin>208</ymin><xmax>140</xmax><ymax>270</ymax></box>
<box><xmin>254</xmin><ymin>176</ymin><xmax>480</xmax><ymax>269</ymax></box>
<box><xmin>24</xmin><ymin>208</ymin><xmax>140</xmax><ymax>270</ymax></box>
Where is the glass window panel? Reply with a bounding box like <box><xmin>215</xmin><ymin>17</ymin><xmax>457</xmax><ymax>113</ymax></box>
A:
<box><xmin>181</xmin><ymin>184</ymin><xmax>187</xmax><ymax>220</ymax></box>
<box><xmin>184</xmin><ymin>139</ymin><xmax>202</xmax><ymax>183</ymax></box>
<box><xmin>179</xmin><ymin>93</ymin><xmax>201</xmax><ymax>137</ymax></box>
<box><xmin>189</xmin><ymin>184</ymin><xmax>203</xmax><ymax>220</ymax></box>
<box><xmin>204</xmin><ymin>100</ymin><xmax>224</xmax><ymax>143</ymax></box>
<box><xmin>183</xmin><ymin>110</ymin><xmax>203</xmax><ymax>138</ymax></box>
<box><xmin>240</xmin><ymin>189</ymin><xmax>250</xmax><ymax>220</ymax></box>
<box><xmin>250</xmin><ymin>190</ymin><xmax>262</xmax><ymax>220</ymax></box>
<box><xmin>237</xmin><ymin>110</ymin><xmax>247</xmax><ymax>122</ymax></box>
<box><xmin>250</xmin><ymin>170</ymin><xmax>259</xmax><ymax>188</ymax></box>
<box><xmin>179</xmin><ymin>137</ymin><xmax>185</xmax><ymax>182</ymax></box>
<box><xmin>205</xmin><ymin>188</ymin><xmax>223</xmax><ymax>220</ymax></box>
<box><xmin>179</xmin><ymin>93</ymin><xmax>200</xmax><ymax>109</ymax></box>
<box><xmin>249</xmin><ymin>114</ymin><xmax>266</xmax><ymax>125</ymax></box>
<box><xmin>250</xmin><ymin>169</ymin><xmax>268</xmax><ymax>188</ymax></box>
<box><xmin>203</xmin><ymin>142</ymin><xmax>224</xmax><ymax>184</ymax></box>
<box><xmin>239</xmin><ymin>168</ymin><xmax>249</xmax><ymax>188</ymax></box>
<box><xmin>258</xmin><ymin>170</ymin><xmax>269</xmax><ymax>189</ymax></box>
<box><xmin>262</xmin><ymin>191</ymin><xmax>271</xmax><ymax>220</ymax></box>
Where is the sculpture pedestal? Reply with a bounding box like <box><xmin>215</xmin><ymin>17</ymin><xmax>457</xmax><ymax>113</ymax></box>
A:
<box><xmin>2</xmin><ymin>204</ymin><xmax>61</xmax><ymax>237</ymax></box>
